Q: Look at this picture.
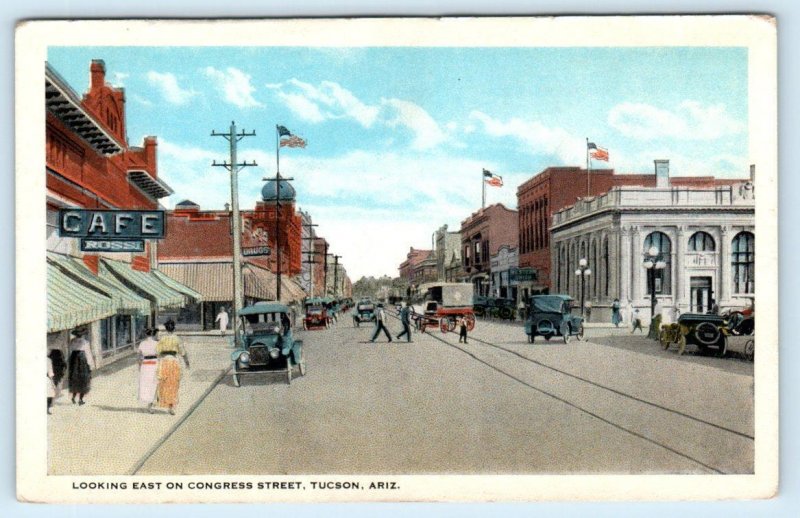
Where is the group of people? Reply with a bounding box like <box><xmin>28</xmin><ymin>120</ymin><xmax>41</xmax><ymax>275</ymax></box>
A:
<box><xmin>46</xmin><ymin>320</ymin><xmax>190</xmax><ymax>416</ymax></box>
<box><xmin>368</xmin><ymin>302</ymin><xmax>471</xmax><ymax>344</ymax></box>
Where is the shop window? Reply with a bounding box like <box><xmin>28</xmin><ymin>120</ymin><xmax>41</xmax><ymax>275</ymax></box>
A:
<box><xmin>732</xmin><ymin>232</ymin><xmax>755</xmax><ymax>294</ymax></box>
<box><xmin>115</xmin><ymin>316</ymin><xmax>132</xmax><ymax>349</ymax></box>
<box><xmin>99</xmin><ymin>318</ymin><xmax>113</xmax><ymax>352</ymax></box>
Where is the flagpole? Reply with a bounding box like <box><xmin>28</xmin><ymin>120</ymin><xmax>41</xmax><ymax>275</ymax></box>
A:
<box><xmin>586</xmin><ymin>137</ymin><xmax>591</xmax><ymax>196</ymax></box>
<box><xmin>482</xmin><ymin>169</ymin><xmax>486</xmax><ymax>209</ymax></box>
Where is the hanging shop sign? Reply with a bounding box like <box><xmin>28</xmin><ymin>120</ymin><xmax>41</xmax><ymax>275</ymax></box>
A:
<box><xmin>241</xmin><ymin>246</ymin><xmax>272</xmax><ymax>257</ymax></box>
<box><xmin>58</xmin><ymin>209</ymin><xmax>166</xmax><ymax>239</ymax></box>
<box><xmin>80</xmin><ymin>239</ymin><xmax>145</xmax><ymax>253</ymax></box>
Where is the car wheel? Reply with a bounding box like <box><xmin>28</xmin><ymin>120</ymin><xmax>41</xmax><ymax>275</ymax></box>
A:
<box><xmin>715</xmin><ymin>336</ymin><xmax>728</xmax><ymax>358</ymax></box>
<box><xmin>744</xmin><ymin>339</ymin><xmax>755</xmax><ymax>361</ymax></box>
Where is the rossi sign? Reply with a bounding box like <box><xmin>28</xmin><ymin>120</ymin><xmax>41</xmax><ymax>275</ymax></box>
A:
<box><xmin>58</xmin><ymin>209</ymin><xmax>166</xmax><ymax>239</ymax></box>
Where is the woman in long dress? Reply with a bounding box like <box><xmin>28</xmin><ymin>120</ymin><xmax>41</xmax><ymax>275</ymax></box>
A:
<box><xmin>156</xmin><ymin>320</ymin><xmax>190</xmax><ymax>415</ymax></box>
<box><xmin>137</xmin><ymin>328</ymin><xmax>160</xmax><ymax>413</ymax></box>
<box><xmin>611</xmin><ymin>298</ymin><xmax>622</xmax><ymax>327</ymax></box>
<box><xmin>47</xmin><ymin>349</ymin><xmax>66</xmax><ymax>414</ymax></box>
<box><xmin>67</xmin><ymin>327</ymin><xmax>94</xmax><ymax>405</ymax></box>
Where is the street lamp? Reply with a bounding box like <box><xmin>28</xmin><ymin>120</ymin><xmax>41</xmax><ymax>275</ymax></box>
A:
<box><xmin>643</xmin><ymin>246</ymin><xmax>667</xmax><ymax>318</ymax></box>
<box><xmin>575</xmin><ymin>258</ymin><xmax>591</xmax><ymax>316</ymax></box>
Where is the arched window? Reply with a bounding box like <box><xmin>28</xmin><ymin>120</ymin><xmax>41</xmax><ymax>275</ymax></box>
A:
<box><xmin>732</xmin><ymin>232</ymin><xmax>755</xmax><ymax>294</ymax></box>
<box><xmin>688</xmin><ymin>231</ymin><xmax>716</xmax><ymax>252</ymax></box>
<box><xmin>643</xmin><ymin>231</ymin><xmax>672</xmax><ymax>295</ymax></box>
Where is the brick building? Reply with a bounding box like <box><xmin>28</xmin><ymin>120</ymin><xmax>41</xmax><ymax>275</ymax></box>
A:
<box><xmin>398</xmin><ymin>247</ymin><xmax>434</xmax><ymax>284</ymax></box>
<box><xmin>460</xmin><ymin>203</ymin><xmax>519</xmax><ymax>297</ymax></box>
<box><xmin>517</xmin><ymin>165</ymin><xmax>745</xmax><ymax>300</ymax></box>
<box><xmin>46</xmin><ymin>60</ymin><xmax>199</xmax><ymax>365</ymax></box>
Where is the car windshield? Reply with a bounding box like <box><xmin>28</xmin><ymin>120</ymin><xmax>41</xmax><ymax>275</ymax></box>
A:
<box><xmin>358</xmin><ymin>304</ymin><xmax>374</xmax><ymax>311</ymax></box>
<box><xmin>242</xmin><ymin>312</ymin><xmax>283</xmax><ymax>335</ymax></box>
<box><xmin>531</xmin><ymin>297</ymin><xmax>568</xmax><ymax>313</ymax></box>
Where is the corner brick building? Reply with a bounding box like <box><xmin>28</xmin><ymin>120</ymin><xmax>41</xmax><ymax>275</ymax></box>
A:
<box><xmin>460</xmin><ymin>203</ymin><xmax>519</xmax><ymax>297</ymax></box>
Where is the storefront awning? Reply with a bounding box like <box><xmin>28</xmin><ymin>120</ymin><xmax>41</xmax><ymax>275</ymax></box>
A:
<box><xmin>280</xmin><ymin>277</ymin><xmax>307</xmax><ymax>303</ymax></box>
<box><xmin>243</xmin><ymin>264</ymin><xmax>278</xmax><ymax>301</ymax></box>
<box><xmin>152</xmin><ymin>270</ymin><xmax>204</xmax><ymax>303</ymax></box>
<box><xmin>158</xmin><ymin>262</ymin><xmax>275</xmax><ymax>302</ymax></box>
<box><xmin>48</xmin><ymin>262</ymin><xmax>115</xmax><ymax>333</ymax></box>
<box><xmin>100</xmin><ymin>259</ymin><xmax>184</xmax><ymax>309</ymax></box>
<box><xmin>47</xmin><ymin>253</ymin><xmax>150</xmax><ymax>314</ymax></box>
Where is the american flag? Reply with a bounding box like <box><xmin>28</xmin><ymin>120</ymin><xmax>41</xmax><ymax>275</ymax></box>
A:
<box><xmin>484</xmin><ymin>172</ymin><xmax>503</xmax><ymax>187</ymax></box>
<box><xmin>590</xmin><ymin>147</ymin><xmax>609</xmax><ymax>162</ymax></box>
<box><xmin>280</xmin><ymin>135</ymin><xmax>307</xmax><ymax>148</ymax></box>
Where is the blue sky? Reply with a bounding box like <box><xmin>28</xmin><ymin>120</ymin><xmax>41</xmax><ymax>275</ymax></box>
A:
<box><xmin>47</xmin><ymin>46</ymin><xmax>748</xmax><ymax>279</ymax></box>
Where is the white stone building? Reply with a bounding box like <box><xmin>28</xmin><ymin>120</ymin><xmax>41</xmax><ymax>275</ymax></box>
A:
<box><xmin>489</xmin><ymin>245</ymin><xmax>519</xmax><ymax>300</ymax></box>
<box><xmin>550</xmin><ymin>171</ymin><xmax>755</xmax><ymax>322</ymax></box>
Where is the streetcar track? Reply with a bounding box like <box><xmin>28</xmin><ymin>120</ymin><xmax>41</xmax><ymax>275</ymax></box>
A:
<box><xmin>128</xmin><ymin>366</ymin><xmax>231</xmax><ymax>475</ymax></box>
<box><xmin>390</xmin><ymin>311</ymin><xmax>748</xmax><ymax>474</ymax></box>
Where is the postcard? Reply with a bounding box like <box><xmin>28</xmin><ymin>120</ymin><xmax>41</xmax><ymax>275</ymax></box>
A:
<box><xmin>16</xmin><ymin>15</ymin><xmax>777</xmax><ymax>503</ymax></box>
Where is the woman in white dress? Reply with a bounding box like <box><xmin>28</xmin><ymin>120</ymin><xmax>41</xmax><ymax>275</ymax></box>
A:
<box><xmin>137</xmin><ymin>328</ymin><xmax>160</xmax><ymax>413</ymax></box>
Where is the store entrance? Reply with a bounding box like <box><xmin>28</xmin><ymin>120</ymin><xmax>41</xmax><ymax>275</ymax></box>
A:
<box><xmin>690</xmin><ymin>276</ymin><xmax>712</xmax><ymax>313</ymax></box>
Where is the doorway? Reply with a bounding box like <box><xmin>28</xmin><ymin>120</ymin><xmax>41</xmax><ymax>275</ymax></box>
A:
<box><xmin>690</xmin><ymin>276</ymin><xmax>712</xmax><ymax>313</ymax></box>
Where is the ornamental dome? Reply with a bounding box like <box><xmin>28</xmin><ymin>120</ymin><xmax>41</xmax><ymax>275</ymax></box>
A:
<box><xmin>261</xmin><ymin>178</ymin><xmax>296</xmax><ymax>202</ymax></box>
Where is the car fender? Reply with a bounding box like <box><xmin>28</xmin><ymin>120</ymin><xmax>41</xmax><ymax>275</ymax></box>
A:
<box><xmin>231</xmin><ymin>349</ymin><xmax>246</xmax><ymax>362</ymax></box>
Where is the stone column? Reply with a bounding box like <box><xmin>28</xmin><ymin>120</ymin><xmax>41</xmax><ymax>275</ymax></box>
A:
<box><xmin>675</xmin><ymin>225</ymin><xmax>687</xmax><ymax>311</ymax></box>
<box><xmin>630</xmin><ymin>226</ymin><xmax>642</xmax><ymax>303</ymax></box>
<box><xmin>719</xmin><ymin>225</ymin><xmax>731</xmax><ymax>304</ymax></box>
<box><xmin>619</xmin><ymin>226</ymin><xmax>632</xmax><ymax>303</ymax></box>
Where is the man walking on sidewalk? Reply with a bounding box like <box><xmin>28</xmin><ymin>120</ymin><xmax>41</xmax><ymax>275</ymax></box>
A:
<box><xmin>396</xmin><ymin>302</ymin><xmax>412</xmax><ymax>342</ymax></box>
<box><xmin>370</xmin><ymin>304</ymin><xmax>392</xmax><ymax>343</ymax></box>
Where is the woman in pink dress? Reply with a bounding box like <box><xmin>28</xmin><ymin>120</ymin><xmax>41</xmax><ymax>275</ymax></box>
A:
<box><xmin>137</xmin><ymin>328</ymin><xmax>159</xmax><ymax>413</ymax></box>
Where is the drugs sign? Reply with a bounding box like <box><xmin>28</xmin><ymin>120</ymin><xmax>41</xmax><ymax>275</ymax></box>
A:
<box><xmin>241</xmin><ymin>246</ymin><xmax>271</xmax><ymax>257</ymax></box>
<box><xmin>58</xmin><ymin>209</ymin><xmax>166</xmax><ymax>239</ymax></box>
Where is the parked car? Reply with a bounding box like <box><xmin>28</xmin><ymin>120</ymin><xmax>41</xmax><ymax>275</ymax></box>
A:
<box><xmin>488</xmin><ymin>298</ymin><xmax>517</xmax><ymax>320</ymax></box>
<box><xmin>676</xmin><ymin>312</ymin><xmax>729</xmax><ymax>357</ymax></box>
<box><xmin>524</xmin><ymin>294</ymin><xmax>585</xmax><ymax>343</ymax></box>
<box><xmin>353</xmin><ymin>299</ymin><xmax>376</xmax><ymax>327</ymax></box>
<box><xmin>231</xmin><ymin>301</ymin><xmax>305</xmax><ymax>386</ymax></box>
<box><xmin>472</xmin><ymin>295</ymin><xmax>491</xmax><ymax>317</ymax></box>
<box><xmin>303</xmin><ymin>298</ymin><xmax>331</xmax><ymax>330</ymax></box>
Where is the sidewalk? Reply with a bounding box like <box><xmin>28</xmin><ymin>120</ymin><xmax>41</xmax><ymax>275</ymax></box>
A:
<box><xmin>47</xmin><ymin>334</ymin><xmax>232</xmax><ymax>475</ymax></box>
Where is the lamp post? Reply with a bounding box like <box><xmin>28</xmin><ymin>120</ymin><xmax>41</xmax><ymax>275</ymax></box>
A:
<box><xmin>643</xmin><ymin>246</ymin><xmax>667</xmax><ymax>318</ymax></box>
<box><xmin>574</xmin><ymin>258</ymin><xmax>591</xmax><ymax>316</ymax></box>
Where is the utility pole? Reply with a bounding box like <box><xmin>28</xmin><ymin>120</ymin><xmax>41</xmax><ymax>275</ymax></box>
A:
<box><xmin>323</xmin><ymin>242</ymin><xmax>329</xmax><ymax>296</ymax></box>
<box><xmin>332</xmin><ymin>254</ymin><xmax>342</xmax><ymax>298</ymax></box>
<box><xmin>302</xmin><ymin>223</ymin><xmax>318</xmax><ymax>298</ymax></box>
<box><xmin>212</xmin><ymin>121</ymin><xmax>256</xmax><ymax>339</ymax></box>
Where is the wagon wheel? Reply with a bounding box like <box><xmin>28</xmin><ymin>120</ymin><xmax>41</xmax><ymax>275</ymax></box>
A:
<box><xmin>439</xmin><ymin>318</ymin><xmax>449</xmax><ymax>334</ymax></box>
<box><xmin>744</xmin><ymin>339</ymin><xmax>755</xmax><ymax>361</ymax></box>
<box><xmin>447</xmin><ymin>318</ymin><xmax>457</xmax><ymax>332</ymax></box>
<box><xmin>465</xmin><ymin>314</ymin><xmax>476</xmax><ymax>331</ymax></box>
<box><xmin>500</xmin><ymin>307</ymin><xmax>512</xmax><ymax>320</ymax></box>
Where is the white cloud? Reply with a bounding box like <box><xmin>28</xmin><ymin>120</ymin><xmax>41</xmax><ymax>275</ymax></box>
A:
<box><xmin>146</xmin><ymin>71</ymin><xmax>197</xmax><ymax>105</ymax></box>
<box><xmin>470</xmin><ymin>110</ymin><xmax>585</xmax><ymax>164</ymax></box>
<box><xmin>111</xmin><ymin>72</ymin><xmax>129</xmax><ymax>86</ymax></box>
<box><xmin>608</xmin><ymin>101</ymin><xmax>745</xmax><ymax>141</ymax></box>
<box><xmin>277</xmin><ymin>79</ymin><xmax>379</xmax><ymax>128</ymax></box>
<box><xmin>203</xmin><ymin>66</ymin><xmax>263</xmax><ymax>108</ymax></box>
<box><xmin>130</xmin><ymin>94</ymin><xmax>153</xmax><ymax>107</ymax></box>
<box><xmin>382</xmin><ymin>98</ymin><xmax>450</xmax><ymax>151</ymax></box>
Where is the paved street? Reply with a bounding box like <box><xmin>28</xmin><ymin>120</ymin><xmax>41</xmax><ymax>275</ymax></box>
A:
<box><xmin>124</xmin><ymin>310</ymin><xmax>754</xmax><ymax>476</ymax></box>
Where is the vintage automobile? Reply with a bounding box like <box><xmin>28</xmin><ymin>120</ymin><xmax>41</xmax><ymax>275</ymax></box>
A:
<box><xmin>231</xmin><ymin>301</ymin><xmax>305</xmax><ymax>386</ymax></box>
<box><xmin>487</xmin><ymin>298</ymin><xmax>517</xmax><ymax>320</ymax></box>
<box><xmin>671</xmin><ymin>313</ymin><xmax>729</xmax><ymax>357</ymax></box>
<box><xmin>303</xmin><ymin>297</ymin><xmax>331</xmax><ymax>330</ymax></box>
<box><xmin>524</xmin><ymin>294</ymin><xmax>585</xmax><ymax>343</ymax></box>
<box><xmin>352</xmin><ymin>299</ymin><xmax>376</xmax><ymax>327</ymax></box>
<box><xmin>417</xmin><ymin>283</ymin><xmax>475</xmax><ymax>333</ymax></box>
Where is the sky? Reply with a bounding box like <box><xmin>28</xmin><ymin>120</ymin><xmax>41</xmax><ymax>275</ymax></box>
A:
<box><xmin>47</xmin><ymin>46</ymin><xmax>749</xmax><ymax>280</ymax></box>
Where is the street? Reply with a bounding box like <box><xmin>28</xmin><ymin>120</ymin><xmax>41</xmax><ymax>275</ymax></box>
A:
<box><xmin>128</xmin><ymin>310</ymin><xmax>754</xmax><ymax>476</ymax></box>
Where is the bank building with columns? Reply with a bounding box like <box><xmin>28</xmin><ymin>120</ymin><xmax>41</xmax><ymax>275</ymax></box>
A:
<box><xmin>550</xmin><ymin>160</ymin><xmax>755</xmax><ymax>323</ymax></box>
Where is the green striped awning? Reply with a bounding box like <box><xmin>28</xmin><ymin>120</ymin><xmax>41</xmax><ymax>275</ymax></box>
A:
<box><xmin>48</xmin><ymin>262</ymin><xmax>115</xmax><ymax>333</ymax></box>
<box><xmin>100</xmin><ymin>259</ymin><xmax>185</xmax><ymax>309</ymax></box>
<box><xmin>47</xmin><ymin>253</ymin><xmax>150</xmax><ymax>314</ymax></box>
<box><xmin>152</xmin><ymin>270</ymin><xmax>204</xmax><ymax>302</ymax></box>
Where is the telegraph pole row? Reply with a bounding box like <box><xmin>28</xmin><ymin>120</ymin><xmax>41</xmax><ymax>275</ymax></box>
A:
<box><xmin>301</xmin><ymin>222</ymin><xmax>318</xmax><ymax>298</ymax></box>
<box><xmin>212</xmin><ymin>121</ymin><xmax>256</xmax><ymax>339</ymax></box>
<box><xmin>332</xmin><ymin>254</ymin><xmax>342</xmax><ymax>298</ymax></box>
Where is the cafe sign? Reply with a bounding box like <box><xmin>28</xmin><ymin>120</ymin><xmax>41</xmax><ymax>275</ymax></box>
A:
<box><xmin>58</xmin><ymin>209</ymin><xmax>166</xmax><ymax>239</ymax></box>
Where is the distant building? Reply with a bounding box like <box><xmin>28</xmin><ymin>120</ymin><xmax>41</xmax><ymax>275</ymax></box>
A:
<box><xmin>411</xmin><ymin>251</ymin><xmax>438</xmax><ymax>286</ymax></box>
<box><xmin>550</xmin><ymin>161</ymin><xmax>755</xmax><ymax>322</ymax></box>
<box><xmin>434</xmin><ymin>224</ymin><xmax>461</xmax><ymax>282</ymax></box>
<box><xmin>490</xmin><ymin>245</ymin><xmax>519</xmax><ymax>300</ymax></box>
<box><xmin>398</xmin><ymin>247</ymin><xmax>434</xmax><ymax>284</ymax></box>
<box><xmin>460</xmin><ymin>203</ymin><xmax>518</xmax><ymax>297</ymax></box>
